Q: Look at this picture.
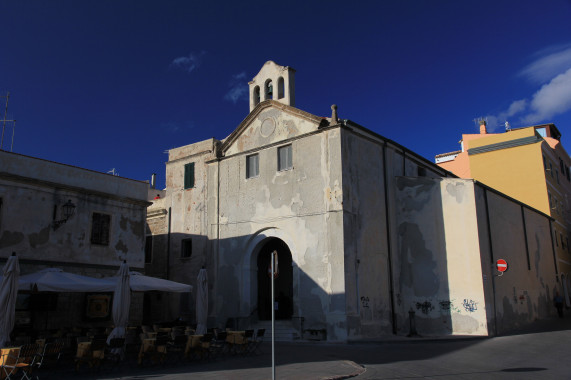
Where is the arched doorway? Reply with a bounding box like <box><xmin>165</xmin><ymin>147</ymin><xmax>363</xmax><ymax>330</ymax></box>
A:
<box><xmin>257</xmin><ymin>238</ymin><xmax>293</xmax><ymax>320</ymax></box>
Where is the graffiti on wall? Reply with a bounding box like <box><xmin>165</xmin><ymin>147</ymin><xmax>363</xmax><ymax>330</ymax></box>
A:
<box><xmin>439</xmin><ymin>300</ymin><xmax>451</xmax><ymax>311</ymax></box>
<box><xmin>462</xmin><ymin>299</ymin><xmax>478</xmax><ymax>312</ymax></box>
<box><xmin>360</xmin><ymin>296</ymin><xmax>370</xmax><ymax>309</ymax></box>
<box><xmin>438</xmin><ymin>299</ymin><xmax>461</xmax><ymax>313</ymax></box>
<box><xmin>415</xmin><ymin>301</ymin><xmax>434</xmax><ymax>314</ymax></box>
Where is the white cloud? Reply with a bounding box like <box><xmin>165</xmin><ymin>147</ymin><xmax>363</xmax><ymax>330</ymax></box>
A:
<box><xmin>484</xmin><ymin>43</ymin><xmax>571</xmax><ymax>129</ymax></box>
<box><xmin>519</xmin><ymin>44</ymin><xmax>571</xmax><ymax>84</ymax></box>
<box><xmin>171</xmin><ymin>51</ymin><xmax>206</xmax><ymax>74</ymax></box>
<box><xmin>523</xmin><ymin>67</ymin><xmax>571</xmax><ymax>124</ymax></box>
<box><xmin>161</xmin><ymin>121</ymin><xmax>194</xmax><ymax>133</ymax></box>
<box><xmin>485</xmin><ymin>99</ymin><xmax>527</xmax><ymax>131</ymax></box>
<box><xmin>224</xmin><ymin>72</ymin><xmax>248</xmax><ymax>103</ymax></box>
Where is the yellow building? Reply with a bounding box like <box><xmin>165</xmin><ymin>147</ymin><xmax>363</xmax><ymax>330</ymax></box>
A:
<box><xmin>436</xmin><ymin>121</ymin><xmax>571</xmax><ymax>286</ymax></box>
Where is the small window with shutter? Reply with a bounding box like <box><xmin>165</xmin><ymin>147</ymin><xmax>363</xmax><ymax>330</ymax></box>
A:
<box><xmin>246</xmin><ymin>154</ymin><xmax>259</xmax><ymax>179</ymax></box>
<box><xmin>184</xmin><ymin>162</ymin><xmax>195</xmax><ymax>189</ymax></box>
<box><xmin>278</xmin><ymin>145</ymin><xmax>292</xmax><ymax>171</ymax></box>
<box><xmin>91</xmin><ymin>212</ymin><xmax>111</xmax><ymax>246</ymax></box>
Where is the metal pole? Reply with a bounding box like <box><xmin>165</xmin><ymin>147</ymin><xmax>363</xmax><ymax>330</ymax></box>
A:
<box><xmin>1</xmin><ymin>92</ymin><xmax>9</xmax><ymax>150</ymax></box>
<box><xmin>271</xmin><ymin>251</ymin><xmax>276</xmax><ymax>380</ymax></box>
<box><xmin>10</xmin><ymin>120</ymin><xmax>15</xmax><ymax>152</ymax></box>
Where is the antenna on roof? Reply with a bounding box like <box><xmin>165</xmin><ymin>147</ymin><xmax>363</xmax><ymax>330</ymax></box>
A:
<box><xmin>108</xmin><ymin>168</ymin><xmax>119</xmax><ymax>176</ymax></box>
<box><xmin>505</xmin><ymin>121</ymin><xmax>511</xmax><ymax>132</ymax></box>
<box><xmin>0</xmin><ymin>92</ymin><xmax>17</xmax><ymax>152</ymax></box>
<box><xmin>473</xmin><ymin>117</ymin><xmax>488</xmax><ymax>127</ymax></box>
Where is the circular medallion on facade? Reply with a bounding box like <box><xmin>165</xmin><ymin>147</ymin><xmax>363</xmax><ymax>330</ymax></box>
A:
<box><xmin>260</xmin><ymin>118</ymin><xmax>276</xmax><ymax>137</ymax></box>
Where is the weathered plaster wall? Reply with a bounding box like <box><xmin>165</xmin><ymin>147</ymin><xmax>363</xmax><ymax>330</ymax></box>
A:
<box><xmin>394</xmin><ymin>177</ymin><xmax>487</xmax><ymax>336</ymax></box>
<box><xmin>340</xmin><ymin>130</ymin><xmax>392</xmax><ymax>338</ymax></box>
<box><xmin>0</xmin><ymin>151</ymin><xmax>148</xmax><ymax>268</ymax></box>
<box><xmin>0</xmin><ymin>151</ymin><xmax>148</xmax><ymax>330</ymax></box>
<box><xmin>475</xmin><ymin>187</ymin><xmax>558</xmax><ymax>334</ymax></box>
<box><xmin>159</xmin><ymin>138</ymin><xmax>217</xmax><ymax>322</ymax></box>
<box><xmin>144</xmin><ymin>197</ymin><xmax>172</xmax><ymax>323</ymax></box>
<box><xmin>441</xmin><ymin>180</ymin><xmax>487</xmax><ymax>334</ymax></box>
<box><xmin>224</xmin><ymin>106</ymin><xmax>319</xmax><ymax>157</ymax></box>
<box><xmin>211</xmin><ymin>114</ymin><xmax>347</xmax><ymax>340</ymax></box>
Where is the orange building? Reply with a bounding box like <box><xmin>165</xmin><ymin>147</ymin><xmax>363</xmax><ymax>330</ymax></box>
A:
<box><xmin>436</xmin><ymin>121</ymin><xmax>571</xmax><ymax>293</ymax></box>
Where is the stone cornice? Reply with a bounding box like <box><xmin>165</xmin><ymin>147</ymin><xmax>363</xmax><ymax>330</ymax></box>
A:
<box><xmin>0</xmin><ymin>171</ymin><xmax>152</xmax><ymax>207</ymax></box>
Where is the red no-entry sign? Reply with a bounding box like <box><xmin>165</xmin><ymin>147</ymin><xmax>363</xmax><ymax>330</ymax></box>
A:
<box><xmin>496</xmin><ymin>259</ymin><xmax>508</xmax><ymax>272</ymax></box>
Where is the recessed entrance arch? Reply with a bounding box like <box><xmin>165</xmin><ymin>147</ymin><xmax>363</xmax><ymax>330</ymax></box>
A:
<box><xmin>256</xmin><ymin>238</ymin><xmax>293</xmax><ymax>320</ymax></box>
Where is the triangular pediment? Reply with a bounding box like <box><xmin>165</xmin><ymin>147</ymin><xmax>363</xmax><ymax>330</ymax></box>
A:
<box><xmin>220</xmin><ymin>100</ymin><xmax>328</xmax><ymax>156</ymax></box>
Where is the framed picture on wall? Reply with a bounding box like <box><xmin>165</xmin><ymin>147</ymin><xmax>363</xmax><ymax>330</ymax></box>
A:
<box><xmin>85</xmin><ymin>293</ymin><xmax>112</xmax><ymax>320</ymax></box>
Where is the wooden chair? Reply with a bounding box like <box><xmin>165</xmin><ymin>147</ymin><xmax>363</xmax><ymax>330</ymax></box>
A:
<box><xmin>1</xmin><ymin>343</ymin><xmax>40</xmax><ymax>380</ymax></box>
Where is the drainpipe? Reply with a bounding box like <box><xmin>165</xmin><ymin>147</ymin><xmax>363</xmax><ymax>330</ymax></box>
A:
<box><xmin>483</xmin><ymin>189</ymin><xmax>498</xmax><ymax>336</ymax></box>
<box><xmin>549</xmin><ymin>220</ymin><xmax>559</xmax><ymax>276</ymax></box>
<box><xmin>167</xmin><ymin>207</ymin><xmax>171</xmax><ymax>280</ymax></box>
<box><xmin>383</xmin><ymin>142</ymin><xmax>397</xmax><ymax>335</ymax></box>
<box><xmin>215</xmin><ymin>151</ymin><xmax>221</xmax><ymax>325</ymax></box>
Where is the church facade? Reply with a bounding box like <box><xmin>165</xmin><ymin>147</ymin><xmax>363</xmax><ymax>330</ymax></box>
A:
<box><xmin>147</xmin><ymin>61</ymin><xmax>559</xmax><ymax>341</ymax></box>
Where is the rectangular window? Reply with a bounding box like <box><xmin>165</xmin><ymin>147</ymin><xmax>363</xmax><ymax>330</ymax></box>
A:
<box><xmin>543</xmin><ymin>155</ymin><xmax>547</xmax><ymax>170</ymax></box>
<box><xmin>562</xmin><ymin>234</ymin><xmax>566</xmax><ymax>251</ymax></box>
<box><xmin>556</xmin><ymin>169</ymin><xmax>560</xmax><ymax>184</ymax></box>
<box><xmin>278</xmin><ymin>145</ymin><xmax>292</xmax><ymax>171</ymax></box>
<box><xmin>184</xmin><ymin>162</ymin><xmax>195</xmax><ymax>189</ymax></box>
<box><xmin>145</xmin><ymin>235</ymin><xmax>153</xmax><ymax>263</ymax></box>
<box><xmin>548</xmin><ymin>192</ymin><xmax>552</xmax><ymax>208</ymax></box>
<box><xmin>555</xmin><ymin>232</ymin><xmax>559</xmax><ymax>247</ymax></box>
<box><xmin>91</xmin><ymin>213</ymin><xmax>111</xmax><ymax>245</ymax></box>
<box><xmin>246</xmin><ymin>154</ymin><xmax>259</xmax><ymax>179</ymax></box>
<box><xmin>550</xmin><ymin>163</ymin><xmax>553</xmax><ymax>177</ymax></box>
<box><xmin>181</xmin><ymin>238</ymin><xmax>192</xmax><ymax>258</ymax></box>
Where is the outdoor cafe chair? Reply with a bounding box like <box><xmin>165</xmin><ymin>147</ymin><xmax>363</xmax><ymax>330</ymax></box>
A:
<box><xmin>249</xmin><ymin>328</ymin><xmax>265</xmax><ymax>355</ymax></box>
<box><xmin>209</xmin><ymin>331</ymin><xmax>228</xmax><ymax>359</ymax></box>
<box><xmin>103</xmin><ymin>338</ymin><xmax>125</xmax><ymax>369</ymax></box>
<box><xmin>75</xmin><ymin>338</ymin><xmax>106</xmax><ymax>372</ymax></box>
<box><xmin>140</xmin><ymin>335</ymin><xmax>169</xmax><ymax>367</ymax></box>
<box><xmin>34</xmin><ymin>340</ymin><xmax>65</xmax><ymax>374</ymax></box>
<box><xmin>1</xmin><ymin>343</ymin><xmax>40</xmax><ymax>380</ymax></box>
<box><xmin>184</xmin><ymin>335</ymin><xmax>202</xmax><ymax>361</ymax></box>
<box><xmin>166</xmin><ymin>335</ymin><xmax>187</xmax><ymax>364</ymax></box>
<box><xmin>198</xmin><ymin>333</ymin><xmax>214</xmax><ymax>361</ymax></box>
<box><xmin>232</xmin><ymin>329</ymin><xmax>253</xmax><ymax>355</ymax></box>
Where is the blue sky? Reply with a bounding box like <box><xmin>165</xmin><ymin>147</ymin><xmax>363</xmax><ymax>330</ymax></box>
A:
<box><xmin>1</xmin><ymin>0</ymin><xmax>570</xmax><ymax>188</ymax></box>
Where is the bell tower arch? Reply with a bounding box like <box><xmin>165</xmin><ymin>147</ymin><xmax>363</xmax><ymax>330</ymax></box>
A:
<box><xmin>248</xmin><ymin>61</ymin><xmax>296</xmax><ymax>112</ymax></box>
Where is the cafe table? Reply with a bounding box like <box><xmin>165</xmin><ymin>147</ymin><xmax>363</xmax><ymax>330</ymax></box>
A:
<box><xmin>226</xmin><ymin>331</ymin><xmax>246</xmax><ymax>344</ymax></box>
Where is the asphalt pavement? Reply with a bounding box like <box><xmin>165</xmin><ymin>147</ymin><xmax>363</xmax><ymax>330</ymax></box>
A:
<box><xmin>45</xmin><ymin>315</ymin><xmax>571</xmax><ymax>380</ymax></box>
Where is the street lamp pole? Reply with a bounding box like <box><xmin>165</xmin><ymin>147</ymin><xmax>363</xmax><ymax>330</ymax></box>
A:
<box><xmin>271</xmin><ymin>250</ymin><xmax>277</xmax><ymax>380</ymax></box>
